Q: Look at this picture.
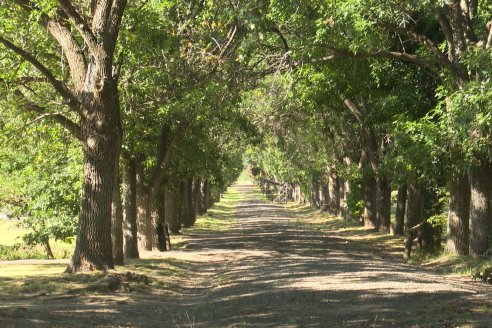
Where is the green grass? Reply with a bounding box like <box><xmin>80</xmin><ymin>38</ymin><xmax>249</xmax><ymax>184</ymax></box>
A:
<box><xmin>0</xmin><ymin>219</ymin><xmax>26</xmax><ymax>246</ymax></box>
<box><xmin>171</xmin><ymin>184</ymin><xmax>244</xmax><ymax>248</ymax></box>
<box><xmin>235</xmin><ymin>169</ymin><xmax>254</xmax><ymax>185</ymax></box>
<box><xmin>0</xmin><ymin>219</ymin><xmax>74</xmax><ymax>260</ymax></box>
<box><xmin>0</xmin><ymin>257</ymin><xmax>188</xmax><ymax>301</ymax></box>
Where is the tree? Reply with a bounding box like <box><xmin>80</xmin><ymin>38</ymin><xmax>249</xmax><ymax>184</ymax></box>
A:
<box><xmin>0</xmin><ymin>0</ymin><xmax>127</xmax><ymax>272</ymax></box>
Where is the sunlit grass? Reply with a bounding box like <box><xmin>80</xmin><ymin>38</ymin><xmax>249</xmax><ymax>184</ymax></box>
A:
<box><xmin>235</xmin><ymin>169</ymin><xmax>254</xmax><ymax>185</ymax></box>
<box><xmin>0</xmin><ymin>220</ymin><xmax>75</xmax><ymax>260</ymax></box>
<box><xmin>0</xmin><ymin>256</ymin><xmax>190</xmax><ymax>300</ymax></box>
<box><xmin>0</xmin><ymin>220</ymin><xmax>26</xmax><ymax>246</ymax></box>
<box><xmin>170</xmin><ymin>184</ymin><xmax>245</xmax><ymax>248</ymax></box>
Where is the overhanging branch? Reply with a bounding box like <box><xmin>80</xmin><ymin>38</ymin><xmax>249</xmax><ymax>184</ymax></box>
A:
<box><xmin>304</xmin><ymin>48</ymin><xmax>441</xmax><ymax>77</ymax></box>
<box><xmin>0</xmin><ymin>35</ymin><xmax>81</xmax><ymax>111</ymax></box>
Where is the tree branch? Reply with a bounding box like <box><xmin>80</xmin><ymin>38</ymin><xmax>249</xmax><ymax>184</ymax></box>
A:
<box><xmin>57</xmin><ymin>0</ymin><xmax>98</xmax><ymax>51</ymax></box>
<box><xmin>14</xmin><ymin>0</ymin><xmax>87</xmax><ymax>90</ymax></box>
<box><xmin>107</xmin><ymin>0</ymin><xmax>128</xmax><ymax>57</ymax></box>
<box><xmin>486</xmin><ymin>20</ymin><xmax>492</xmax><ymax>49</ymax></box>
<box><xmin>15</xmin><ymin>90</ymin><xmax>82</xmax><ymax>140</ymax></box>
<box><xmin>305</xmin><ymin>48</ymin><xmax>441</xmax><ymax>77</ymax></box>
<box><xmin>148</xmin><ymin>121</ymin><xmax>191</xmax><ymax>201</ymax></box>
<box><xmin>0</xmin><ymin>35</ymin><xmax>81</xmax><ymax>111</ymax></box>
<box><xmin>378</xmin><ymin>22</ymin><xmax>454</xmax><ymax>69</ymax></box>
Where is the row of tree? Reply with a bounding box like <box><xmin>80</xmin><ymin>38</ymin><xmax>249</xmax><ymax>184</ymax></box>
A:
<box><xmin>243</xmin><ymin>1</ymin><xmax>491</xmax><ymax>259</ymax></box>
<box><xmin>1</xmin><ymin>1</ymin><xmax>490</xmax><ymax>271</ymax></box>
<box><xmin>0</xmin><ymin>0</ymin><xmax>251</xmax><ymax>272</ymax></box>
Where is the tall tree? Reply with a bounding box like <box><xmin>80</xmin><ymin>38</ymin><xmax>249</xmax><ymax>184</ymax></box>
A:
<box><xmin>0</xmin><ymin>0</ymin><xmax>127</xmax><ymax>272</ymax></box>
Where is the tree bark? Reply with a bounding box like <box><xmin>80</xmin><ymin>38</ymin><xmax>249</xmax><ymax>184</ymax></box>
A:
<box><xmin>311</xmin><ymin>179</ymin><xmax>321</xmax><ymax>209</ymax></box>
<box><xmin>204</xmin><ymin>180</ymin><xmax>212</xmax><ymax>209</ymax></box>
<box><xmin>156</xmin><ymin>190</ymin><xmax>171</xmax><ymax>251</ymax></box>
<box><xmin>67</xmin><ymin>80</ymin><xmax>121</xmax><ymax>273</ymax></box>
<box><xmin>135</xmin><ymin>162</ymin><xmax>154</xmax><ymax>251</ymax></box>
<box><xmin>328</xmin><ymin>171</ymin><xmax>340</xmax><ymax>216</ymax></box>
<box><xmin>394</xmin><ymin>184</ymin><xmax>407</xmax><ymax>236</ymax></box>
<box><xmin>376</xmin><ymin>177</ymin><xmax>392</xmax><ymax>232</ymax></box>
<box><xmin>122</xmin><ymin>158</ymin><xmax>139</xmax><ymax>259</ymax></box>
<box><xmin>404</xmin><ymin>177</ymin><xmax>421</xmax><ymax>260</ymax></box>
<box><xmin>469</xmin><ymin>162</ymin><xmax>492</xmax><ymax>258</ymax></box>
<box><xmin>111</xmin><ymin>162</ymin><xmax>124</xmax><ymax>265</ymax></box>
<box><xmin>361</xmin><ymin>151</ymin><xmax>377</xmax><ymax>228</ymax></box>
<box><xmin>445</xmin><ymin>170</ymin><xmax>471</xmax><ymax>255</ymax></box>
<box><xmin>166</xmin><ymin>183</ymin><xmax>181</xmax><ymax>234</ymax></box>
<box><xmin>321</xmin><ymin>182</ymin><xmax>329</xmax><ymax>211</ymax></box>
<box><xmin>44</xmin><ymin>239</ymin><xmax>55</xmax><ymax>260</ymax></box>
<box><xmin>181</xmin><ymin>178</ymin><xmax>195</xmax><ymax>228</ymax></box>
<box><xmin>195</xmin><ymin>178</ymin><xmax>204</xmax><ymax>216</ymax></box>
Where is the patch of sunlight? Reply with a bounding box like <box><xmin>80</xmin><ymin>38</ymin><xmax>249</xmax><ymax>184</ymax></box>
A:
<box><xmin>280</xmin><ymin>272</ymin><xmax>474</xmax><ymax>293</ymax></box>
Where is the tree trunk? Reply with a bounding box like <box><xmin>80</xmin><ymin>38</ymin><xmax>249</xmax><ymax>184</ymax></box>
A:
<box><xmin>122</xmin><ymin>158</ymin><xmax>139</xmax><ymax>259</ymax></box>
<box><xmin>469</xmin><ymin>162</ymin><xmax>492</xmax><ymax>258</ymax></box>
<box><xmin>445</xmin><ymin>171</ymin><xmax>471</xmax><ymax>255</ymax></box>
<box><xmin>195</xmin><ymin>178</ymin><xmax>204</xmax><ymax>216</ymax></box>
<box><xmin>377</xmin><ymin>177</ymin><xmax>392</xmax><ymax>232</ymax></box>
<box><xmin>190</xmin><ymin>178</ymin><xmax>198</xmax><ymax>225</ymax></box>
<box><xmin>339</xmin><ymin>178</ymin><xmax>347</xmax><ymax>219</ymax></box>
<box><xmin>311</xmin><ymin>179</ymin><xmax>320</xmax><ymax>209</ymax></box>
<box><xmin>67</xmin><ymin>82</ymin><xmax>121</xmax><ymax>272</ymax></box>
<box><xmin>156</xmin><ymin>191</ymin><xmax>171</xmax><ymax>252</ymax></box>
<box><xmin>111</xmin><ymin>163</ymin><xmax>124</xmax><ymax>265</ymax></box>
<box><xmin>201</xmin><ymin>180</ymin><xmax>209</xmax><ymax>214</ymax></box>
<box><xmin>136</xmin><ymin>163</ymin><xmax>154</xmax><ymax>251</ymax></box>
<box><xmin>321</xmin><ymin>182</ymin><xmax>329</xmax><ymax>211</ymax></box>
<box><xmin>166</xmin><ymin>184</ymin><xmax>180</xmax><ymax>234</ymax></box>
<box><xmin>404</xmin><ymin>177</ymin><xmax>421</xmax><ymax>260</ymax></box>
<box><xmin>205</xmin><ymin>180</ymin><xmax>212</xmax><ymax>209</ymax></box>
<box><xmin>181</xmin><ymin>178</ymin><xmax>194</xmax><ymax>228</ymax></box>
<box><xmin>328</xmin><ymin>171</ymin><xmax>340</xmax><ymax>216</ymax></box>
<box><xmin>361</xmin><ymin>151</ymin><xmax>377</xmax><ymax>228</ymax></box>
<box><xmin>394</xmin><ymin>184</ymin><xmax>407</xmax><ymax>236</ymax></box>
<box><xmin>44</xmin><ymin>239</ymin><xmax>55</xmax><ymax>260</ymax></box>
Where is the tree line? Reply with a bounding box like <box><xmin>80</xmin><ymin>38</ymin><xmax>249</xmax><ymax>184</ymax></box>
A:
<box><xmin>0</xmin><ymin>1</ymin><xmax>491</xmax><ymax>271</ymax></box>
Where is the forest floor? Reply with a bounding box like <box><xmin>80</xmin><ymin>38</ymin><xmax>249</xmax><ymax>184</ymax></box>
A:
<box><xmin>1</xmin><ymin>183</ymin><xmax>492</xmax><ymax>327</ymax></box>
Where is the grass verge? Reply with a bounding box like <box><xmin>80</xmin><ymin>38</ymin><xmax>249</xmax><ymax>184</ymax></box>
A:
<box><xmin>284</xmin><ymin>202</ymin><xmax>492</xmax><ymax>279</ymax></box>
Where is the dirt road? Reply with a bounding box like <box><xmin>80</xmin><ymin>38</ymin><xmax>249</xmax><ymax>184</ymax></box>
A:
<box><xmin>1</xmin><ymin>184</ymin><xmax>491</xmax><ymax>327</ymax></box>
